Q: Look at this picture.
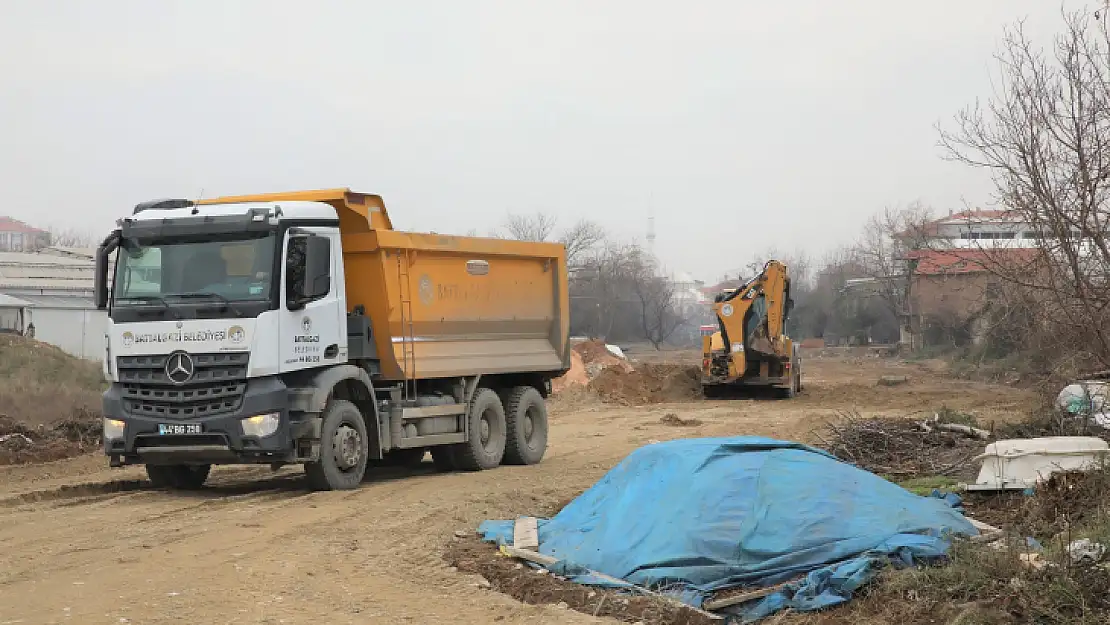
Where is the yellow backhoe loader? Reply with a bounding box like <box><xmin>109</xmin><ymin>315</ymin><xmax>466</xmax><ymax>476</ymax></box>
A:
<box><xmin>701</xmin><ymin>260</ymin><xmax>801</xmax><ymax>398</ymax></box>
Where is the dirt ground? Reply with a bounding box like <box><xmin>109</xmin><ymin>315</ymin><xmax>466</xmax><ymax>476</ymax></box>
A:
<box><xmin>0</xmin><ymin>351</ymin><xmax>1037</xmax><ymax>625</ymax></box>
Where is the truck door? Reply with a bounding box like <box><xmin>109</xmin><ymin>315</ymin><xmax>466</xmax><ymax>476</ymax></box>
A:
<box><xmin>280</xmin><ymin>228</ymin><xmax>345</xmax><ymax>372</ymax></box>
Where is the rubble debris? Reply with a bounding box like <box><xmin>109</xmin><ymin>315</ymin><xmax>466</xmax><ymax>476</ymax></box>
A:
<box><xmin>659</xmin><ymin>413</ymin><xmax>702</xmax><ymax>427</ymax></box>
<box><xmin>818</xmin><ymin>412</ymin><xmax>983</xmax><ymax>479</ymax></box>
<box><xmin>0</xmin><ymin>415</ymin><xmax>100</xmax><ymax>465</ymax></box>
<box><xmin>965</xmin><ymin>469</ymin><xmax>1110</xmax><ymax>540</ymax></box>
<box><xmin>498</xmin><ymin>545</ymin><xmax>722</xmax><ymax>620</ymax></box>
<box><xmin>1067</xmin><ymin>538</ymin><xmax>1107</xmax><ymax>565</ymax></box>
<box><xmin>444</xmin><ymin>538</ymin><xmax>718</xmax><ymax>625</ymax></box>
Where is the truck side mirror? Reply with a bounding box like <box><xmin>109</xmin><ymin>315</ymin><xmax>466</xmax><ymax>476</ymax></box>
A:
<box><xmin>287</xmin><ymin>235</ymin><xmax>332</xmax><ymax>310</ymax></box>
<box><xmin>95</xmin><ymin>231</ymin><xmax>121</xmax><ymax>310</ymax></box>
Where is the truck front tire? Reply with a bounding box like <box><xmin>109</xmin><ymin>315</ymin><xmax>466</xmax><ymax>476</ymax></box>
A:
<box><xmin>451</xmin><ymin>388</ymin><xmax>506</xmax><ymax>471</ymax></box>
<box><xmin>304</xmin><ymin>399</ymin><xmax>369</xmax><ymax>491</ymax></box>
<box><xmin>146</xmin><ymin>464</ymin><xmax>211</xmax><ymax>490</ymax></box>
<box><xmin>501</xmin><ymin>386</ymin><xmax>548</xmax><ymax>465</ymax></box>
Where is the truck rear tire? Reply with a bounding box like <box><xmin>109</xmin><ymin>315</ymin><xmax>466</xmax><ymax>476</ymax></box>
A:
<box><xmin>450</xmin><ymin>388</ymin><xmax>506</xmax><ymax>471</ymax></box>
<box><xmin>501</xmin><ymin>386</ymin><xmax>548</xmax><ymax>465</ymax></box>
<box><xmin>304</xmin><ymin>399</ymin><xmax>368</xmax><ymax>491</ymax></box>
<box><xmin>146</xmin><ymin>464</ymin><xmax>211</xmax><ymax>490</ymax></box>
<box><xmin>780</xmin><ymin>369</ymin><xmax>799</xmax><ymax>399</ymax></box>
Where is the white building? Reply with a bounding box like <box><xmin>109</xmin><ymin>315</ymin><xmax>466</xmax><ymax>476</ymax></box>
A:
<box><xmin>0</xmin><ymin>249</ymin><xmax>110</xmax><ymax>361</ymax></box>
<box><xmin>668</xmin><ymin>270</ymin><xmax>711</xmax><ymax>320</ymax></box>
<box><xmin>924</xmin><ymin>210</ymin><xmax>1046</xmax><ymax>248</ymax></box>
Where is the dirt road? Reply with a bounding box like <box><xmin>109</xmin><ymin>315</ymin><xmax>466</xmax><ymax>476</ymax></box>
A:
<box><xmin>0</xmin><ymin>354</ymin><xmax>1033</xmax><ymax>625</ymax></box>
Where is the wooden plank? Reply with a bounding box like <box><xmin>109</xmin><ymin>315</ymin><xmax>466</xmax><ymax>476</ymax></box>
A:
<box><xmin>966</xmin><ymin>517</ymin><xmax>1002</xmax><ymax>534</ymax></box>
<box><xmin>935</xmin><ymin>423</ymin><xmax>990</xmax><ymax>440</ymax></box>
<box><xmin>513</xmin><ymin>517</ymin><xmax>539</xmax><ymax>550</ymax></box>
<box><xmin>703</xmin><ymin>582</ymin><xmax>790</xmax><ymax>611</ymax></box>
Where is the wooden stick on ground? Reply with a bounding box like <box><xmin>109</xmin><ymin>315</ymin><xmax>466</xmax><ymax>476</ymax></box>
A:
<box><xmin>934</xmin><ymin>423</ymin><xmax>991</xmax><ymax>440</ymax></box>
<box><xmin>497</xmin><ymin>545</ymin><xmax>723</xmax><ymax>620</ymax></box>
<box><xmin>703</xmin><ymin>581</ymin><xmax>791</xmax><ymax>611</ymax></box>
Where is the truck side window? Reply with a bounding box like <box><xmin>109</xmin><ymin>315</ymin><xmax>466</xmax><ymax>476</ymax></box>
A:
<box><xmin>286</xmin><ymin>236</ymin><xmax>306</xmax><ymax>303</ymax></box>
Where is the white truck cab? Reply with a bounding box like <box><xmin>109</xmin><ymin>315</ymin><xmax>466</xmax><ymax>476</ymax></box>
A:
<box><xmin>99</xmin><ymin>199</ymin><xmax>346</xmax><ymax>486</ymax></box>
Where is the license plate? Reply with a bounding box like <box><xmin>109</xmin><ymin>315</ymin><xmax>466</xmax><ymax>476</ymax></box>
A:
<box><xmin>158</xmin><ymin>424</ymin><xmax>202</xmax><ymax>435</ymax></box>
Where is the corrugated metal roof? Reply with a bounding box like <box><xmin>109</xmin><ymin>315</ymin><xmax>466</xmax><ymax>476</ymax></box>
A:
<box><xmin>0</xmin><ymin>278</ymin><xmax>95</xmax><ymax>290</ymax></box>
<box><xmin>37</xmin><ymin>246</ymin><xmax>97</xmax><ymax>260</ymax></box>
<box><xmin>0</xmin><ymin>251</ymin><xmax>98</xmax><ymax>266</ymax></box>
<box><xmin>0</xmin><ymin>251</ymin><xmax>113</xmax><ymax>291</ymax></box>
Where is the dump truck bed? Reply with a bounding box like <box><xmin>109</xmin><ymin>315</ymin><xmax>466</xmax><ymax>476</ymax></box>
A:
<box><xmin>343</xmin><ymin>230</ymin><xmax>570</xmax><ymax>381</ymax></box>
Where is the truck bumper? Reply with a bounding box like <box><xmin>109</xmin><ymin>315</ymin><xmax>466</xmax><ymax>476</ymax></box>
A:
<box><xmin>102</xmin><ymin>377</ymin><xmax>317</xmax><ymax>466</ymax></box>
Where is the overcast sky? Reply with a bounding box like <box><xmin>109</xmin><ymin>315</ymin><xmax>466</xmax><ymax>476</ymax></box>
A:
<box><xmin>0</xmin><ymin>1</ymin><xmax>1082</xmax><ymax>280</ymax></box>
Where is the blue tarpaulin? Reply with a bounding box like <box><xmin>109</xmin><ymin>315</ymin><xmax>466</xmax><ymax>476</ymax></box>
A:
<box><xmin>478</xmin><ymin>436</ymin><xmax>978</xmax><ymax>622</ymax></box>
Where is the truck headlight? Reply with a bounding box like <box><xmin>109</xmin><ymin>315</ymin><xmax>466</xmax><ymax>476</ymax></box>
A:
<box><xmin>103</xmin><ymin>418</ymin><xmax>125</xmax><ymax>440</ymax></box>
<box><xmin>241</xmin><ymin>413</ymin><xmax>280</xmax><ymax>438</ymax></box>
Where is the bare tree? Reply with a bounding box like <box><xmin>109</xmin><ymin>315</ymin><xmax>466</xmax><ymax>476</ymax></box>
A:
<box><xmin>47</xmin><ymin>227</ymin><xmax>98</xmax><ymax>249</ymax></box>
<box><xmin>500</xmin><ymin>213</ymin><xmax>558</xmax><ymax>242</ymax></box>
<box><xmin>629</xmin><ymin>252</ymin><xmax>684</xmax><ymax>349</ymax></box>
<box><xmin>496</xmin><ymin>212</ymin><xmax>604</xmax><ymax>267</ymax></box>
<box><xmin>854</xmin><ymin>201</ymin><xmax>934</xmax><ymax>319</ymax></box>
<box><xmin>939</xmin><ymin>7</ymin><xmax>1110</xmax><ymax>367</ymax></box>
<box><xmin>570</xmin><ymin>241</ymin><xmax>642</xmax><ymax>339</ymax></box>
<box><xmin>558</xmin><ymin>219</ymin><xmax>606</xmax><ymax>268</ymax></box>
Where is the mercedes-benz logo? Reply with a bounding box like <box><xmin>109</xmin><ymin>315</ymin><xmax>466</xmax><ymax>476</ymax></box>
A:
<box><xmin>165</xmin><ymin>352</ymin><xmax>195</xmax><ymax>385</ymax></box>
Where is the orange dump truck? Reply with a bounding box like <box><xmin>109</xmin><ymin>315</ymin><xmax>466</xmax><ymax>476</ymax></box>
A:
<box><xmin>95</xmin><ymin>188</ymin><xmax>569</xmax><ymax>490</ymax></box>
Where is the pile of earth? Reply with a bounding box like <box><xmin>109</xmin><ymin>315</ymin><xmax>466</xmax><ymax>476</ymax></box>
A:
<box><xmin>551</xmin><ymin>340</ymin><xmax>633</xmax><ymax>394</ymax></box>
<box><xmin>588</xmin><ymin>364</ymin><xmax>702</xmax><ymax>405</ymax></box>
<box><xmin>0</xmin><ymin>334</ymin><xmax>105</xmax><ymax>464</ymax></box>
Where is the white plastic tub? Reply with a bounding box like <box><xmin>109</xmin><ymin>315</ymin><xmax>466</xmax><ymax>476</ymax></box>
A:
<box><xmin>966</xmin><ymin>436</ymin><xmax>1110</xmax><ymax>491</ymax></box>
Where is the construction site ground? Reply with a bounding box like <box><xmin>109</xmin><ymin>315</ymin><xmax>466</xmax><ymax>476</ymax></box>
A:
<box><xmin>0</xmin><ymin>349</ymin><xmax>1036</xmax><ymax>625</ymax></box>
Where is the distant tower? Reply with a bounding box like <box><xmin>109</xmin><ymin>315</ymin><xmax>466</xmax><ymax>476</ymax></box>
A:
<box><xmin>646</xmin><ymin>212</ymin><xmax>656</xmax><ymax>252</ymax></box>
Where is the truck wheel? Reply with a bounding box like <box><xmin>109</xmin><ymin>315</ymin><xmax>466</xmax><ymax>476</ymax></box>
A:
<box><xmin>431</xmin><ymin>447</ymin><xmax>455</xmax><ymax>472</ymax></box>
<box><xmin>304</xmin><ymin>399</ymin><xmax>368</xmax><ymax>491</ymax></box>
<box><xmin>501</xmin><ymin>386</ymin><xmax>548</xmax><ymax>465</ymax></box>
<box><xmin>146</xmin><ymin>464</ymin><xmax>210</xmax><ymax>490</ymax></box>
<box><xmin>451</xmin><ymin>388</ymin><xmax>506</xmax><ymax>471</ymax></box>
<box><xmin>780</xmin><ymin>370</ymin><xmax>799</xmax><ymax>399</ymax></box>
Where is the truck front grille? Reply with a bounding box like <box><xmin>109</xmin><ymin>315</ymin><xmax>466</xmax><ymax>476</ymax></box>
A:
<box><xmin>116</xmin><ymin>352</ymin><xmax>249</xmax><ymax>419</ymax></box>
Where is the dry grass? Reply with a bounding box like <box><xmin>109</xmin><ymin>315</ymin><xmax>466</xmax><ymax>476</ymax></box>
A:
<box><xmin>0</xmin><ymin>334</ymin><xmax>105</xmax><ymax>464</ymax></box>
<box><xmin>0</xmin><ymin>334</ymin><xmax>104</xmax><ymax>428</ymax></box>
<box><xmin>800</xmin><ymin>406</ymin><xmax>1110</xmax><ymax>625</ymax></box>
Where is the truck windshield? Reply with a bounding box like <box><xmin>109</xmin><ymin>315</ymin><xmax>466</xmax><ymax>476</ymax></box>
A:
<box><xmin>113</xmin><ymin>233</ymin><xmax>276</xmax><ymax>304</ymax></box>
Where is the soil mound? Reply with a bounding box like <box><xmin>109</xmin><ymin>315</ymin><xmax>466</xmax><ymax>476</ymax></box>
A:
<box><xmin>0</xmin><ymin>334</ymin><xmax>104</xmax><ymax>464</ymax></box>
<box><xmin>588</xmin><ymin>364</ymin><xmax>702</xmax><ymax>405</ymax></box>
